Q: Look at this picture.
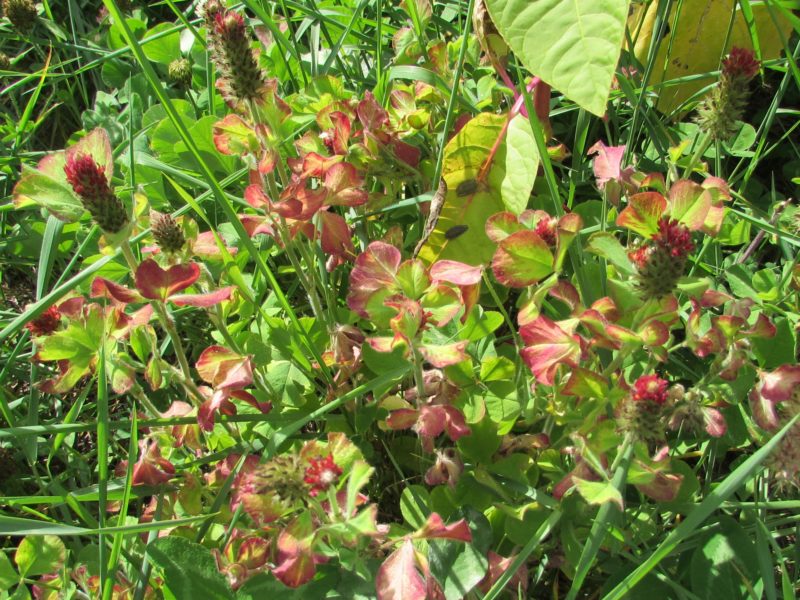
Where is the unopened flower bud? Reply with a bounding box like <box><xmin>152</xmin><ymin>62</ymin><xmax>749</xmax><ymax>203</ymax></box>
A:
<box><xmin>2</xmin><ymin>0</ymin><xmax>37</xmax><ymax>32</ymax></box>
<box><xmin>64</xmin><ymin>154</ymin><xmax>129</xmax><ymax>235</ymax></box>
<box><xmin>151</xmin><ymin>211</ymin><xmax>185</xmax><ymax>253</ymax></box>
<box><xmin>168</xmin><ymin>58</ymin><xmax>192</xmax><ymax>87</ymax></box>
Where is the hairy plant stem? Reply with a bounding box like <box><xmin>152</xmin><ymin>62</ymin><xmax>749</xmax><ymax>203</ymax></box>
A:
<box><xmin>130</xmin><ymin>384</ymin><xmax>162</xmax><ymax>418</ymax></box>
<box><xmin>409</xmin><ymin>341</ymin><xmax>427</xmax><ymax>402</ymax></box>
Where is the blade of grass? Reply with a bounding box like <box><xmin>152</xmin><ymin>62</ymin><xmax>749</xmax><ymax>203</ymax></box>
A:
<box><xmin>604</xmin><ymin>412</ymin><xmax>800</xmax><ymax>600</ymax></box>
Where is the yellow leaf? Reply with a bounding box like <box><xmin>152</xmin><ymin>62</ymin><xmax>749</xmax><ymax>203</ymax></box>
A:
<box><xmin>628</xmin><ymin>0</ymin><xmax>793</xmax><ymax>114</ymax></box>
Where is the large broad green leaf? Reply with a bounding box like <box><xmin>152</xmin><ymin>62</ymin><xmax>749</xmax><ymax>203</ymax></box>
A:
<box><xmin>147</xmin><ymin>537</ymin><xmax>233</xmax><ymax>600</ymax></box>
<box><xmin>485</xmin><ymin>0</ymin><xmax>630</xmax><ymax>116</ymax></box>
<box><xmin>418</xmin><ymin>113</ymin><xmax>536</xmax><ymax>266</ymax></box>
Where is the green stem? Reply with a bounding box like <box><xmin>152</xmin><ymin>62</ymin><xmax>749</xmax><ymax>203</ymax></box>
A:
<box><xmin>683</xmin><ymin>131</ymin><xmax>713</xmax><ymax>178</ymax></box>
<box><xmin>409</xmin><ymin>341</ymin><xmax>427</xmax><ymax>402</ymax></box>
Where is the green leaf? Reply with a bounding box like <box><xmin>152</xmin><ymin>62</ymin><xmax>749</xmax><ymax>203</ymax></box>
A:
<box><xmin>147</xmin><ymin>536</ymin><xmax>234</xmax><ymax>600</ymax></box>
<box><xmin>690</xmin><ymin>517</ymin><xmax>758</xmax><ymax>600</ymax></box>
<box><xmin>400</xmin><ymin>485</ymin><xmax>431</xmax><ymax>529</ymax></box>
<box><xmin>485</xmin><ymin>0</ymin><xmax>630</xmax><ymax>115</ymax></box>
<box><xmin>501</xmin><ymin>115</ymin><xmax>538</xmax><ymax>214</ymax></box>
<box><xmin>0</xmin><ymin>553</ymin><xmax>18</xmax><ymax>590</ymax></box>
<box><xmin>585</xmin><ymin>232</ymin><xmax>635</xmax><ymax>275</ymax></box>
<box><xmin>14</xmin><ymin>535</ymin><xmax>66</xmax><ymax>578</ymax></box>
<box><xmin>573</xmin><ymin>478</ymin><xmax>624</xmax><ymax>510</ymax></box>
<box><xmin>428</xmin><ymin>508</ymin><xmax>492</xmax><ymax>600</ymax></box>
<box><xmin>143</xmin><ymin>23</ymin><xmax>182</xmax><ymax>65</ymax></box>
<box><xmin>12</xmin><ymin>164</ymin><xmax>84</xmax><ymax>223</ymax></box>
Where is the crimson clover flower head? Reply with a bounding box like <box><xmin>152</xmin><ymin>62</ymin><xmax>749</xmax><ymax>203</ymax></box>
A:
<box><xmin>652</xmin><ymin>217</ymin><xmax>694</xmax><ymax>259</ymax></box>
<box><xmin>303</xmin><ymin>453</ymin><xmax>342</xmax><ymax>497</ymax></box>
<box><xmin>214</xmin><ymin>9</ymin><xmax>245</xmax><ymax>37</ymax></box>
<box><xmin>632</xmin><ymin>374</ymin><xmax>669</xmax><ymax>405</ymax></box>
<box><xmin>25</xmin><ymin>304</ymin><xmax>61</xmax><ymax>337</ymax></box>
<box><xmin>722</xmin><ymin>47</ymin><xmax>760</xmax><ymax>82</ymax></box>
<box><xmin>64</xmin><ymin>154</ymin><xmax>111</xmax><ymax>201</ymax></box>
<box><xmin>63</xmin><ymin>153</ymin><xmax>129</xmax><ymax>234</ymax></box>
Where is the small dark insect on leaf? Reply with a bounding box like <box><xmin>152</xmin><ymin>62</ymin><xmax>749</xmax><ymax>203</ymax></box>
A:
<box><xmin>444</xmin><ymin>225</ymin><xmax>469</xmax><ymax>240</ymax></box>
<box><xmin>456</xmin><ymin>179</ymin><xmax>479</xmax><ymax>197</ymax></box>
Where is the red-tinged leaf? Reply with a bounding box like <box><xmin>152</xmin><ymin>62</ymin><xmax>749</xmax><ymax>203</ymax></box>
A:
<box><xmin>519</xmin><ymin>316</ymin><xmax>582</xmax><ymax>385</ymax></box>
<box><xmin>300</xmin><ymin>151</ymin><xmax>344</xmax><ymax>178</ymax></box>
<box><xmin>415</xmin><ymin>513</ymin><xmax>472</xmax><ymax>542</ymax></box>
<box><xmin>460</xmin><ymin>282</ymin><xmax>480</xmax><ymax>323</ymax></box>
<box><xmin>329</xmin><ymin>111</ymin><xmax>351</xmax><ymax>155</ymax></box>
<box><xmin>347</xmin><ymin>242</ymin><xmax>402</xmax><ymax>317</ymax></box>
<box><xmin>587</xmin><ymin>140</ymin><xmax>634</xmax><ymax>189</ymax></box>
<box><xmin>230</xmin><ymin>389</ymin><xmax>272</xmax><ymax>415</ymax></box>
<box><xmin>195</xmin><ymin>346</ymin><xmax>254</xmax><ymax>390</ymax></box>
<box><xmin>421</xmin><ymin>284</ymin><xmax>462</xmax><ymax>327</ymax></box>
<box><xmin>485</xmin><ymin>211</ymin><xmax>525</xmax><ymax>243</ymax></box>
<box><xmin>239</xmin><ymin>214</ymin><xmax>275</xmax><ymax>238</ymax></box>
<box><xmin>548</xmin><ymin>280</ymin><xmax>582</xmax><ymax>314</ymax></box>
<box><xmin>319</xmin><ymin>211</ymin><xmax>355</xmax><ymax>260</ymax></box>
<box><xmin>367</xmin><ymin>336</ymin><xmax>401</xmax><ymax>354</ymax></box>
<box><xmin>605</xmin><ymin>324</ymin><xmax>640</xmax><ymax>345</ymax></box>
<box><xmin>492</xmin><ymin>230</ymin><xmax>554</xmax><ymax>288</ymax></box>
<box><xmin>129</xmin><ymin>304</ymin><xmax>154</xmax><ymax>328</ymax></box>
<box><xmin>376</xmin><ymin>539</ymin><xmax>427</xmax><ymax>600</ymax></box>
<box><xmin>633</xmin><ymin>463</ymin><xmax>683</xmax><ymax>503</ymax></box>
<box><xmin>385</xmin><ymin>408</ymin><xmax>419</xmax><ymax>431</ymax></box>
<box><xmin>324</xmin><ymin>162</ymin><xmax>368</xmax><ymax>207</ymax></box>
<box><xmin>387</xmin><ymin>296</ymin><xmax>424</xmax><ymax>345</ymax></box>
<box><xmin>419</xmin><ymin>341</ymin><xmax>469</xmax><ymax>368</ymax></box>
<box><xmin>171</xmin><ymin>286</ymin><xmax>234</xmax><ymax>307</ymax></box>
<box><xmin>701</xmin><ymin>177</ymin><xmax>731</xmax><ymax>235</ymax></box>
<box><xmin>639</xmin><ymin>320</ymin><xmax>670</xmax><ymax>347</ymax></box>
<box><xmin>357</xmin><ymin>92</ymin><xmax>389</xmax><ymax>130</ymax></box>
<box><xmin>191</xmin><ymin>231</ymin><xmax>239</xmax><ymax>259</ymax></box>
<box><xmin>135</xmin><ymin>260</ymin><xmax>200</xmax><ymax>301</ymax></box>
<box><xmin>700</xmin><ymin>289</ymin><xmax>733</xmax><ymax>307</ymax></box>
<box><xmin>91</xmin><ymin>277</ymin><xmax>143</xmax><ymax>304</ymax></box>
<box><xmin>415</xmin><ymin>404</ymin><xmax>471</xmax><ymax>441</ymax></box>
<box><xmin>760</xmin><ymin>365</ymin><xmax>800</xmax><ymax>402</ymax></box>
<box><xmin>244</xmin><ymin>184</ymin><xmax>270</xmax><ymax>209</ymax></box>
<box><xmin>562</xmin><ymin>367</ymin><xmax>609</xmax><ymax>398</ymax></box>
<box><xmin>197</xmin><ymin>390</ymin><xmax>236</xmax><ymax>431</ymax></box>
<box><xmin>258</xmin><ymin>146</ymin><xmax>279</xmax><ymax>174</ymax></box>
<box><xmin>128</xmin><ymin>440</ymin><xmax>175</xmax><ymax>486</ymax></box>
<box><xmin>478</xmin><ymin>551</ymin><xmax>528</xmax><ymax>596</ymax></box>
<box><xmin>429</xmin><ymin>260</ymin><xmax>482</xmax><ymax>285</ymax></box>
<box><xmin>744</xmin><ymin>313</ymin><xmax>777</xmax><ymax>338</ymax></box>
<box><xmin>749</xmin><ymin>386</ymin><xmax>780</xmax><ymax>431</ymax></box>
<box><xmin>704</xmin><ymin>407</ymin><xmax>727</xmax><ymax>437</ymax></box>
<box><xmin>667</xmin><ymin>179</ymin><xmax>712</xmax><ymax>231</ymax></box>
<box><xmin>554</xmin><ymin>213</ymin><xmax>583</xmax><ymax>271</ymax></box>
<box><xmin>391</xmin><ymin>139</ymin><xmax>421</xmax><ymax>167</ymax></box>
<box><xmin>212</xmin><ymin>114</ymin><xmax>259</xmax><ymax>156</ymax></box>
<box><xmin>616</xmin><ymin>192</ymin><xmax>667</xmax><ymax>238</ymax></box>
<box><xmin>273</xmin><ymin>515</ymin><xmax>316</xmax><ymax>588</ymax></box>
